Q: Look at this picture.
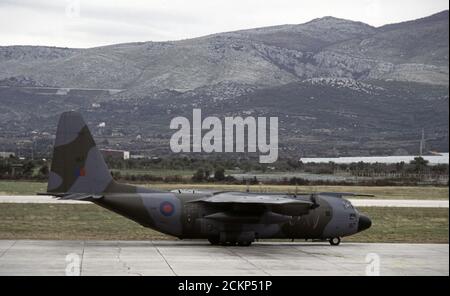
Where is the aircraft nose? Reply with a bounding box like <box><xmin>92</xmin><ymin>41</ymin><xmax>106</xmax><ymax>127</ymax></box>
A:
<box><xmin>358</xmin><ymin>214</ymin><xmax>372</xmax><ymax>232</ymax></box>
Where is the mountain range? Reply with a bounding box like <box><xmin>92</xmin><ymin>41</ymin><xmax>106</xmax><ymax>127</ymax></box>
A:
<box><xmin>0</xmin><ymin>10</ymin><xmax>448</xmax><ymax>158</ymax></box>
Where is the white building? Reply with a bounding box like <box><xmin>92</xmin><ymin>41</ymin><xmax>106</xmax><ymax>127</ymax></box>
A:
<box><xmin>100</xmin><ymin>149</ymin><xmax>130</xmax><ymax>160</ymax></box>
<box><xmin>0</xmin><ymin>152</ymin><xmax>15</xmax><ymax>158</ymax></box>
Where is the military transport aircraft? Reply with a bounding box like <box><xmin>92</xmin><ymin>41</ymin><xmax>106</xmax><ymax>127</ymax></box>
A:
<box><xmin>42</xmin><ymin>111</ymin><xmax>371</xmax><ymax>246</ymax></box>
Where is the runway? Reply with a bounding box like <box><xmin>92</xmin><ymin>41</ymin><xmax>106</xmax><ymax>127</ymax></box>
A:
<box><xmin>0</xmin><ymin>195</ymin><xmax>448</xmax><ymax>207</ymax></box>
<box><xmin>0</xmin><ymin>240</ymin><xmax>447</xmax><ymax>276</ymax></box>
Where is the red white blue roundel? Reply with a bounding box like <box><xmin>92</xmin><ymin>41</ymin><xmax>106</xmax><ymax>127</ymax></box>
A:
<box><xmin>159</xmin><ymin>201</ymin><xmax>175</xmax><ymax>217</ymax></box>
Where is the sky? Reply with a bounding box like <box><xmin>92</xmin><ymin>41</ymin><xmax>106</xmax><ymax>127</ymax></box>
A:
<box><xmin>0</xmin><ymin>0</ymin><xmax>448</xmax><ymax>48</ymax></box>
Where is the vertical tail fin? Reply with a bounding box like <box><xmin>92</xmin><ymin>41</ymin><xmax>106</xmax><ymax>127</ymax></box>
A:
<box><xmin>47</xmin><ymin>111</ymin><xmax>112</xmax><ymax>194</ymax></box>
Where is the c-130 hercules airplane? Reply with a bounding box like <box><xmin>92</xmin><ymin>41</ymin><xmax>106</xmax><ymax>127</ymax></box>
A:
<box><xmin>43</xmin><ymin>112</ymin><xmax>371</xmax><ymax>246</ymax></box>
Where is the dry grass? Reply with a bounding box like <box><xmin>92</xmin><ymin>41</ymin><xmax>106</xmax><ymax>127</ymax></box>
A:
<box><xmin>0</xmin><ymin>204</ymin><xmax>447</xmax><ymax>243</ymax></box>
<box><xmin>0</xmin><ymin>180</ymin><xmax>447</xmax><ymax>199</ymax></box>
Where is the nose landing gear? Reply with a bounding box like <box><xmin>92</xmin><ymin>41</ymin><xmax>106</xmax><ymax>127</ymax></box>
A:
<box><xmin>329</xmin><ymin>237</ymin><xmax>341</xmax><ymax>246</ymax></box>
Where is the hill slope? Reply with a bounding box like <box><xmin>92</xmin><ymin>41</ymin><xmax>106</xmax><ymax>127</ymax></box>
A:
<box><xmin>0</xmin><ymin>11</ymin><xmax>448</xmax><ymax>96</ymax></box>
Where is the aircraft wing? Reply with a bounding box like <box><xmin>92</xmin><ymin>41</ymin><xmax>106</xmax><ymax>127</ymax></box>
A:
<box><xmin>190</xmin><ymin>192</ymin><xmax>313</xmax><ymax>216</ymax></box>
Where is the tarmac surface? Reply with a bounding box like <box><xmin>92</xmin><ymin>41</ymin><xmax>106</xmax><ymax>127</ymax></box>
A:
<box><xmin>0</xmin><ymin>240</ymin><xmax>447</xmax><ymax>276</ymax></box>
<box><xmin>0</xmin><ymin>195</ymin><xmax>448</xmax><ymax>207</ymax></box>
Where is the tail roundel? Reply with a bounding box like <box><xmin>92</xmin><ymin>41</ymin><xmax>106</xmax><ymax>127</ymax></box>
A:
<box><xmin>47</xmin><ymin>111</ymin><xmax>112</xmax><ymax>194</ymax></box>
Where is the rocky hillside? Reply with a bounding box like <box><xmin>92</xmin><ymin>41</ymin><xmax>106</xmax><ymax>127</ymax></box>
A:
<box><xmin>0</xmin><ymin>79</ymin><xmax>447</xmax><ymax>157</ymax></box>
<box><xmin>0</xmin><ymin>11</ymin><xmax>448</xmax><ymax>98</ymax></box>
<box><xmin>0</xmin><ymin>11</ymin><xmax>448</xmax><ymax>157</ymax></box>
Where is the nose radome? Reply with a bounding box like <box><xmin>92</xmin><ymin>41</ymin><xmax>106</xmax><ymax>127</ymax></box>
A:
<box><xmin>358</xmin><ymin>214</ymin><xmax>372</xmax><ymax>232</ymax></box>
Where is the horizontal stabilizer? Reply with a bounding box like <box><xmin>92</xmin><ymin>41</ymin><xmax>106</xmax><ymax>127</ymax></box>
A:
<box><xmin>59</xmin><ymin>193</ymin><xmax>104</xmax><ymax>201</ymax></box>
<box><xmin>38</xmin><ymin>192</ymin><xmax>103</xmax><ymax>201</ymax></box>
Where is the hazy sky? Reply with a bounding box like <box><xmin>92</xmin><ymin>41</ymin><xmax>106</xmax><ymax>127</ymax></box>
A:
<box><xmin>1</xmin><ymin>0</ymin><xmax>448</xmax><ymax>48</ymax></box>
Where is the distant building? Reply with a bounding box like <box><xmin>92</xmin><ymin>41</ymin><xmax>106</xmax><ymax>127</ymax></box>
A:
<box><xmin>100</xmin><ymin>149</ymin><xmax>130</xmax><ymax>160</ymax></box>
<box><xmin>0</xmin><ymin>152</ymin><xmax>15</xmax><ymax>158</ymax></box>
<box><xmin>111</xmin><ymin>131</ymin><xmax>124</xmax><ymax>137</ymax></box>
<box><xmin>11</xmin><ymin>164</ymin><xmax>23</xmax><ymax>176</ymax></box>
<box><xmin>130</xmin><ymin>154</ymin><xmax>146</xmax><ymax>159</ymax></box>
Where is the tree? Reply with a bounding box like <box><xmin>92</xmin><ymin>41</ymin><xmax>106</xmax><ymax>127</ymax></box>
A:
<box><xmin>410</xmin><ymin>157</ymin><xmax>429</xmax><ymax>173</ymax></box>
<box><xmin>38</xmin><ymin>164</ymin><xmax>49</xmax><ymax>177</ymax></box>
<box><xmin>0</xmin><ymin>161</ymin><xmax>11</xmax><ymax>176</ymax></box>
<box><xmin>214</xmin><ymin>167</ymin><xmax>225</xmax><ymax>181</ymax></box>
<box><xmin>22</xmin><ymin>161</ymin><xmax>35</xmax><ymax>176</ymax></box>
<box><xmin>395</xmin><ymin>161</ymin><xmax>405</xmax><ymax>172</ymax></box>
<box><xmin>192</xmin><ymin>168</ymin><xmax>206</xmax><ymax>182</ymax></box>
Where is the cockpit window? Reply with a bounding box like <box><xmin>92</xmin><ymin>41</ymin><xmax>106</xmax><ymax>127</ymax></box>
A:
<box><xmin>343</xmin><ymin>200</ymin><xmax>353</xmax><ymax>209</ymax></box>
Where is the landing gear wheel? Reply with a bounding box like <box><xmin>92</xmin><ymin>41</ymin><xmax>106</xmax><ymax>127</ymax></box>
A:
<box><xmin>329</xmin><ymin>237</ymin><xmax>341</xmax><ymax>246</ymax></box>
<box><xmin>219</xmin><ymin>241</ymin><xmax>236</xmax><ymax>246</ymax></box>
<box><xmin>237</xmin><ymin>241</ymin><xmax>252</xmax><ymax>247</ymax></box>
<box><xmin>208</xmin><ymin>237</ymin><xmax>220</xmax><ymax>245</ymax></box>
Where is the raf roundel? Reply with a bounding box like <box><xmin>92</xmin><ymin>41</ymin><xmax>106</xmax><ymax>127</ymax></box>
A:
<box><xmin>159</xmin><ymin>201</ymin><xmax>175</xmax><ymax>217</ymax></box>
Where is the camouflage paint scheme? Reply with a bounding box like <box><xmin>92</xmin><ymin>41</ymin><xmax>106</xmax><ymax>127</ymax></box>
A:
<box><xmin>47</xmin><ymin>112</ymin><xmax>371</xmax><ymax>245</ymax></box>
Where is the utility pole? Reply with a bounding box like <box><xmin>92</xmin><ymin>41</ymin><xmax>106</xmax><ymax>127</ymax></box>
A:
<box><xmin>419</xmin><ymin>128</ymin><xmax>425</xmax><ymax>156</ymax></box>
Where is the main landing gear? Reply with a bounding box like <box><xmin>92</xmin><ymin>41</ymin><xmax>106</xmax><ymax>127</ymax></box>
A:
<box><xmin>208</xmin><ymin>237</ymin><xmax>252</xmax><ymax>247</ymax></box>
<box><xmin>208</xmin><ymin>237</ymin><xmax>220</xmax><ymax>245</ymax></box>
<box><xmin>328</xmin><ymin>237</ymin><xmax>341</xmax><ymax>246</ymax></box>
